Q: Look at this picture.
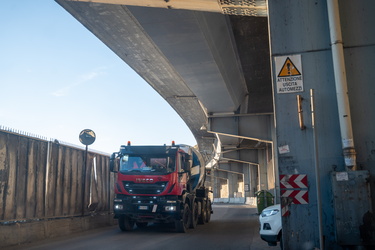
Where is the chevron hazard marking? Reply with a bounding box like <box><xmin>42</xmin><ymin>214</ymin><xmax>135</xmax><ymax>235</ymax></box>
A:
<box><xmin>280</xmin><ymin>174</ymin><xmax>308</xmax><ymax>189</ymax></box>
<box><xmin>281</xmin><ymin>190</ymin><xmax>309</xmax><ymax>204</ymax></box>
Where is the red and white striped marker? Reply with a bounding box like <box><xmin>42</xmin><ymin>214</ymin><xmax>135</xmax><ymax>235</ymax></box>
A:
<box><xmin>280</xmin><ymin>174</ymin><xmax>308</xmax><ymax>189</ymax></box>
<box><xmin>281</xmin><ymin>190</ymin><xmax>309</xmax><ymax>204</ymax></box>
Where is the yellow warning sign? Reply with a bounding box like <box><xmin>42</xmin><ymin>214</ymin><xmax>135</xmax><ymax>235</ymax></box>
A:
<box><xmin>275</xmin><ymin>55</ymin><xmax>304</xmax><ymax>94</ymax></box>
<box><xmin>278</xmin><ymin>57</ymin><xmax>301</xmax><ymax>77</ymax></box>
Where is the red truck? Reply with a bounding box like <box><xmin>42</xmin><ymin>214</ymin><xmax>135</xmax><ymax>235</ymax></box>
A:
<box><xmin>109</xmin><ymin>142</ymin><xmax>212</xmax><ymax>232</ymax></box>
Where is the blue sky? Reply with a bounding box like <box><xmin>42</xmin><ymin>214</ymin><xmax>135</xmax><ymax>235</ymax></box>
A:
<box><xmin>0</xmin><ymin>1</ymin><xmax>196</xmax><ymax>153</ymax></box>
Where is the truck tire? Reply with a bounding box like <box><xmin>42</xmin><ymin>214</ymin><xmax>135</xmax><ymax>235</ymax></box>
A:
<box><xmin>136</xmin><ymin>222</ymin><xmax>148</xmax><ymax>228</ymax></box>
<box><xmin>205</xmin><ymin>200</ymin><xmax>211</xmax><ymax>223</ymax></box>
<box><xmin>198</xmin><ymin>201</ymin><xmax>206</xmax><ymax>225</ymax></box>
<box><xmin>190</xmin><ymin>200</ymin><xmax>198</xmax><ymax>229</ymax></box>
<box><xmin>175</xmin><ymin>203</ymin><xmax>190</xmax><ymax>233</ymax></box>
<box><xmin>119</xmin><ymin>215</ymin><xmax>135</xmax><ymax>231</ymax></box>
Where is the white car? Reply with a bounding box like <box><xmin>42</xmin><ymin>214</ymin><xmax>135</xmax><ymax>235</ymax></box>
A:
<box><xmin>259</xmin><ymin>204</ymin><xmax>282</xmax><ymax>248</ymax></box>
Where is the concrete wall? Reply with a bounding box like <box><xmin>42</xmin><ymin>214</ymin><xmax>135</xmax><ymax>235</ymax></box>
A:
<box><xmin>0</xmin><ymin>213</ymin><xmax>116</xmax><ymax>248</ymax></box>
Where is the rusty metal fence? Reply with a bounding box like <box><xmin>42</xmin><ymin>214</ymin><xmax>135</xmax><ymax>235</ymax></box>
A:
<box><xmin>0</xmin><ymin>128</ymin><xmax>114</xmax><ymax>222</ymax></box>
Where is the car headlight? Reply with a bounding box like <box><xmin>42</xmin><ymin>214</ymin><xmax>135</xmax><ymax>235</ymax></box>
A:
<box><xmin>261</xmin><ymin>208</ymin><xmax>279</xmax><ymax>217</ymax></box>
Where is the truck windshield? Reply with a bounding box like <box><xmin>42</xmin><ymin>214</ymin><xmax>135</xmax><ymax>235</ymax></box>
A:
<box><xmin>119</xmin><ymin>154</ymin><xmax>175</xmax><ymax>175</ymax></box>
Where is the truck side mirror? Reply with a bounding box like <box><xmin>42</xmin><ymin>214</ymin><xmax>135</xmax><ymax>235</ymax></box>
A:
<box><xmin>109</xmin><ymin>153</ymin><xmax>118</xmax><ymax>173</ymax></box>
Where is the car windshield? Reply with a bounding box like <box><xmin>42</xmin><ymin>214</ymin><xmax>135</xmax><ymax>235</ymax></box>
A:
<box><xmin>119</xmin><ymin>154</ymin><xmax>175</xmax><ymax>175</ymax></box>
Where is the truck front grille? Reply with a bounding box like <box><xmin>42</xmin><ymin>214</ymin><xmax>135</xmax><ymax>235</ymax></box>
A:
<box><xmin>122</xmin><ymin>181</ymin><xmax>168</xmax><ymax>194</ymax></box>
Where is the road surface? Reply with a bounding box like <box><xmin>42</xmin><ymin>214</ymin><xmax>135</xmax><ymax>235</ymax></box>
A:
<box><xmin>7</xmin><ymin>204</ymin><xmax>277</xmax><ymax>250</ymax></box>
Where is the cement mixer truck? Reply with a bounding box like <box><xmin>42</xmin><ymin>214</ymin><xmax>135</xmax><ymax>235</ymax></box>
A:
<box><xmin>109</xmin><ymin>142</ymin><xmax>213</xmax><ymax>233</ymax></box>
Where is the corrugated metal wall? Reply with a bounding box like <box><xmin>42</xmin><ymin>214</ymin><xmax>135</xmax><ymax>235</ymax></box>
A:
<box><xmin>0</xmin><ymin>129</ymin><xmax>113</xmax><ymax>222</ymax></box>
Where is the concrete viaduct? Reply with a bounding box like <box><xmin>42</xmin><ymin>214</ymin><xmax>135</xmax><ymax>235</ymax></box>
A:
<box><xmin>51</xmin><ymin>1</ymin><xmax>375</xmax><ymax>249</ymax></box>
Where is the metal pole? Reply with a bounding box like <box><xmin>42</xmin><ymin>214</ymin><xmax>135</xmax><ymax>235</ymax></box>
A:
<box><xmin>311</xmin><ymin>89</ymin><xmax>324</xmax><ymax>250</ymax></box>
<box><xmin>326</xmin><ymin>0</ymin><xmax>357</xmax><ymax>170</ymax></box>
<box><xmin>45</xmin><ymin>140</ymin><xmax>52</xmax><ymax>218</ymax></box>
<box><xmin>82</xmin><ymin>145</ymin><xmax>88</xmax><ymax>216</ymax></box>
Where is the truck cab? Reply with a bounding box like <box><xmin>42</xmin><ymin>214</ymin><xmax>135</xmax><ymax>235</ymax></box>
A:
<box><xmin>110</xmin><ymin>142</ymin><xmax>212</xmax><ymax>232</ymax></box>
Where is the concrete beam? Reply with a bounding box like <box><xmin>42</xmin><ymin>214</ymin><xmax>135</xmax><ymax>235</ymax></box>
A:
<box><xmin>207</xmin><ymin>114</ymin><xmax>273</xmax><ymax>143</ymax></box>
<box><xmin>125</xmin><ymin>7</ymin><xmax>248</xmax><ymax>113</ymax></box>
<box><xmin>221</xmin><ymin>147</ymin><xmax>258</xmax><ymax>165</ymax></box>
<box><xmin>62</xmin><ymin>0</ymin><xmax>267</xmax><ymax>16</ymax></box>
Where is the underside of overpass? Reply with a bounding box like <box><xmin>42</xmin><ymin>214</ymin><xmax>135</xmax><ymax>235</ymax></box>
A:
<box><xmin>56</xmin><ymin>0</ymin><xmax>375</xmax><ymax>248</ymax></box>
<box><xmin>56</xmin><ymin>0</ymin><xmax>276</xmax><ymax>200</ymax></box>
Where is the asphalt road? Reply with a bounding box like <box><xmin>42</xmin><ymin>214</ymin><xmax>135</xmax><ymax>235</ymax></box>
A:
<box><xmin>7</xmin><ymin>204</ymin><xmax>277</xmax><ymax>250</ymax></box>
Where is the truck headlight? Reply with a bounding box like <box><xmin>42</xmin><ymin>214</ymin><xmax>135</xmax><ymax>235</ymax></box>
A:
<box><xmin>164</xmin><ymin>206</ymin><xmax>176</xmax><ymax>211</ymax></box>
<box><xmin>114</xmin><ymin>204</ymin><xmax>123</xmax><ymax>210</ymax></box>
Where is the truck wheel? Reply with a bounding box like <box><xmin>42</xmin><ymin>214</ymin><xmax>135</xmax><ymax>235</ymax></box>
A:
<box><xmin>205</xmin><ymin>200</ymin><xmax>211</xmax><ymax>223</ymax></box>
<box><xmin>190</xmin><ymin>201</ymin><xmax>198</xmax><ymax>229</ymax></box>
<box><xmin>136</xmin><ymin>222</ymin><xmax>148</xmax><ymax>228</ymax></box>
<box><xmin>175</xmin><ymin>203</ymin><xmax>190</xmax><ymax>233</ymax></box>
<box><xmin>198</xmin><ymin>201</ymin><xmax>206</xmax><ymax>225</ymax></box>
<box><xmin>119</xmin><ymin>215</ymin><xmax>135</xmax><ymax>231</ymax></box>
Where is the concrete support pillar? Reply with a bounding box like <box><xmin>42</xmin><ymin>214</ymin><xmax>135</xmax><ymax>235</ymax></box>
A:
<box><xmin>221</xmin><ymin>180</ymin><xmax>229</xmax><ymax>198</ymax></box>
<box><xmin>236</xmin><ymin>173</ymin><xmax>244</xmax><ymax>197</ymax></box>
<box><xmin>266</xmin><ymin>0</ymin><xmax>375</xmax><ymax>248</ymax></box>
<box><xmin>213</xmin><ymin>170</ymin><xmax>220</xmax><ymax>199</ymax></box>
<box><xmin>243</xmin><ymin>164</ymin><xmax>252</xmax><ymax>197</ymax></box>
<box><xmin>227</xmin><ymin>172</ymin><xmax>235</xmax><ymax>198</ymax></box>
<box><xmin>249</xmin><ymin>165</ymin><xmax>258</xmax><ymax>196</ymax></box>
<box><xmin>258</xmin><ymin>149</ymin><xmax>268</xmax><ymax>191</ymax></box>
